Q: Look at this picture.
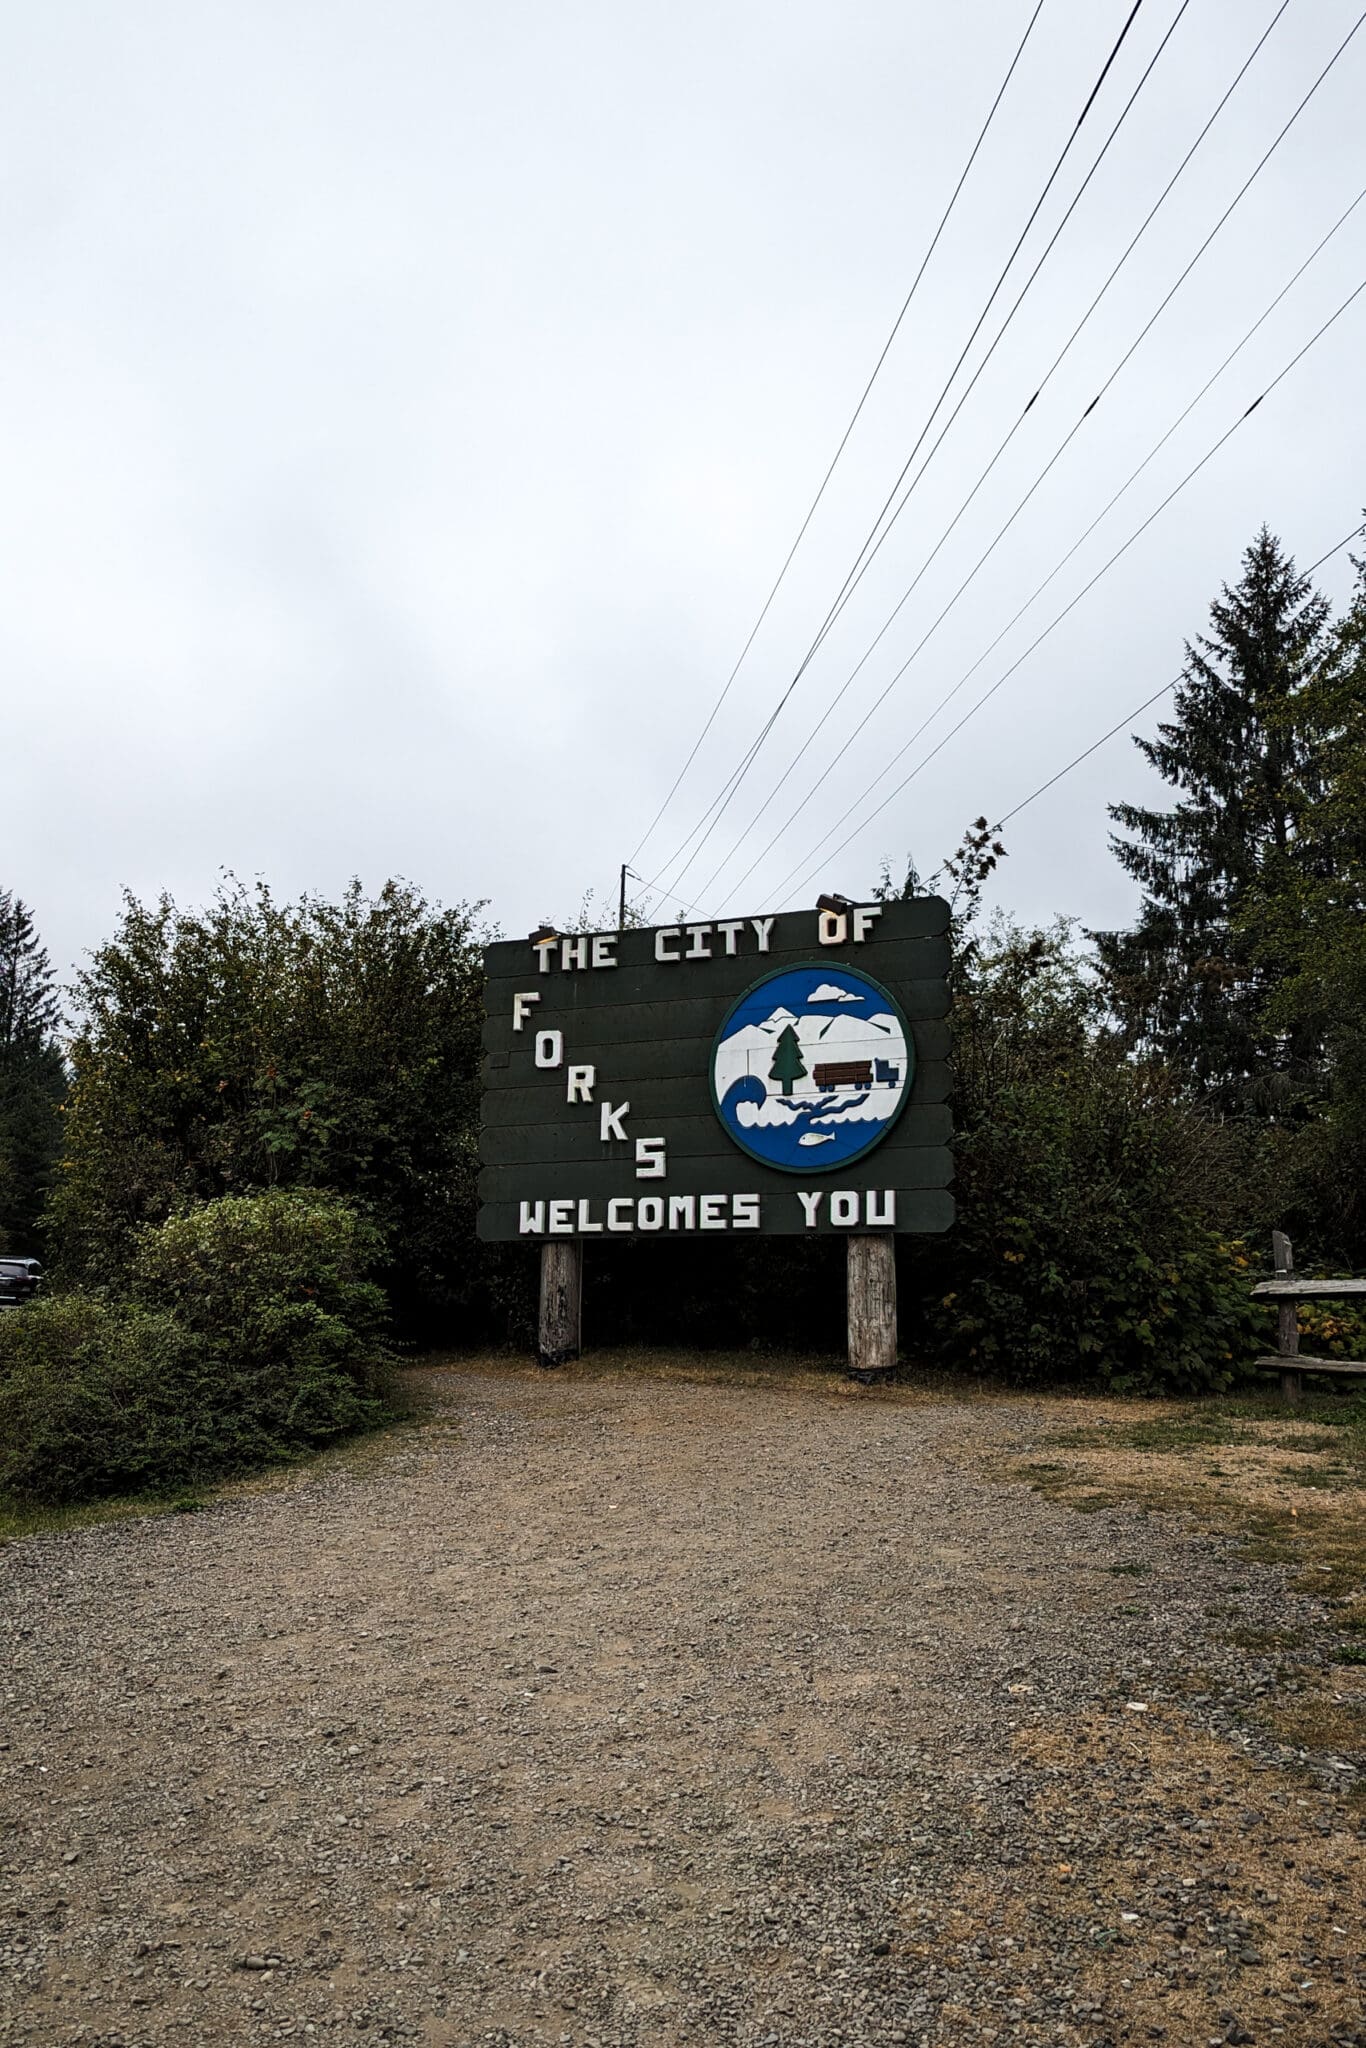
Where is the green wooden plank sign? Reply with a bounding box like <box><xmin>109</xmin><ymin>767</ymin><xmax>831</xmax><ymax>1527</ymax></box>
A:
<box><xmin>477</xmin><ymin>898</ymin><xmax>953</xmax><ymax>1240</ymax></box>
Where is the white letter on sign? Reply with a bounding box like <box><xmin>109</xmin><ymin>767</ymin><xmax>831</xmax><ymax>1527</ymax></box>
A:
<box><xmin>797</xmin><ymin>1191</ymin><xmax>823</xmax><ymax>1228</ymax></box>
<box><xmin>655</xmin><ymin>927</ymin><xmax>681</xmax><ymax>962</ymax></box>
<box><xmin>829</xmin><ymin>1190</ymin><xmax>859</xmax><ymax>1226</ymax></box>
<box><xmin>818</xmin><ymin>909</ymin><xmax>847</xmax><ymax>946</ymax></box>
<box><xmin>534</xmin><ymin>1029</ymin><xmax>564</xmax><ymax>1068</ymax></box>
<box><xmin>518</xmin><ymin>1201</ymin><xmax>545</xmax><ymax>1234</ymax></box>
<box><xmin>635</xmin><ymin>1136</ymin><xmax>666</xmax><ymax>1179</ymax></box>
<box><xmin>591</xmin><ymin>934</ymin><xmax>618</xmax><ymax>968</ymax></box>
<box><xmin>599</xmin><ymin>1100</ymin><xmax>630</xmax><ymax>1142</ymax></box>
<box><xmin>512</xmin><ymin>991</ymin><xmax>540</xmax><ymax>1030</ymax></box>
<box><xmin>853</xmin><ymin>905</ymin><xmax>882</xmax><ymax>943</ymax></box>
<box><xmin>567</xmin><ymin>1064</ymin><xmax>596</xmax><ymax>1103</ymax></box>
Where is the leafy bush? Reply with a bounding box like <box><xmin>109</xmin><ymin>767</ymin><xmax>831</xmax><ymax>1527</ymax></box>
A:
<box><xmin>0</xmin><ymin>1297</ymin><xmax>219</xmax><ymax>1500</ymax></box>
<box><xmin>1295</xmin><ymin>1297</ymin><xmax>1366</xmax><ymax>1361</ymax></box>
<box><xmin>130</xmin><ymin>1190</ymin><xmax>392</xmax><ymax>1452</ymax></box>
<box><xmin>131</xmin><ymin>1187</ymin><xmax>389</xmax><ymax>1357</ymax></box>
<box><xmin>50</xmin><ymin>877</ymin><xmax>488</xmax><ymax>1339</ymax></box>
<box><xmin>0</xmin><ymin>1192</ymin><xmax>391</xmax><ymax>1503</ymax></box>
<box><xmin>918</xmin><ymin>921</ymin><xmax>1261</xmax><ymax>1393</ymax></box>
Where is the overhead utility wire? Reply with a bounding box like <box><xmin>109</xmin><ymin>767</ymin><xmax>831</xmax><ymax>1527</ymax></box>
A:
<box><xmin>740</xmin><ymin>0</ymin><xmax>1202</xmax><ymax>704</ymax></box>
<box><xmin>690</xmin><ymin>0</ymin><xmax>1296</xmax><ymax>902</ymax></box>
<box><xmin>992</xmin><ymin>520</ymin><xmax>1366</xmax><ymax>827</ymax></box>
<box><xmin>640</xmin><ymin>0</ymin><xmax>1150</xmax><ymax>899</ymax></box>
<box><xmin>646</xmin><ymin>512</ymin><xmax>1366</xmax><ymax>925</ymax></box>
<box><xmin>708</xmin><ymin>170</ymin><xmax>1366</xmax><ymax>912</ymax></box>
<box><xmin>768</xmin><ymin>270</ymin><xmax>1366</xmax><ymax>909</ymax></box>
<box><xmin>622</xmin><ymin>0</ymin><xmax>1049</xmax><ymax>875</ymax></box>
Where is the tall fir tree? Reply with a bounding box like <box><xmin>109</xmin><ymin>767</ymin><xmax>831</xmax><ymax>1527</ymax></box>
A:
<box><xmin>0</xmin><ymin>891</ymin><xmax>65</xmax><ymax>1251</ymax></box>
<box><xmin>1244</xmin><ymin>547</ymin><xmax>1366</xmax><ymax>1254</ymax></box>
<box><xmin>1095</xmin><ymin>527</ymin><xmax>1334</xmax><ymax>1109</ymax></box>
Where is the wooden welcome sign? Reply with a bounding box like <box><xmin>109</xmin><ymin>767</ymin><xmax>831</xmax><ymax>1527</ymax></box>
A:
<box><xmin>478</xmin><ymin>897</ymin><xmax>953</xmax><ymax>1373</ymax></box>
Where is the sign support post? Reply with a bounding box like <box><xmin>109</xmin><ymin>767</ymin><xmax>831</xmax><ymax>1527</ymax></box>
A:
<box><xmin>847</xmin><ymin>1233</ymin><xmax>897</xmax><ymax>1381</ymax></box>
<box><xmin>538</xmin><ymin>1240</ymin><xmax>582</xmax><ymax>1369</ymax></box>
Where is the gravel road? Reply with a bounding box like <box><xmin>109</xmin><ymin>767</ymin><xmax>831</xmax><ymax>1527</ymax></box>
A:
<box><xmin>2</xmin><ymin>1362</ymin><xmax>1363</xmax><ymax>2048</ymax></box>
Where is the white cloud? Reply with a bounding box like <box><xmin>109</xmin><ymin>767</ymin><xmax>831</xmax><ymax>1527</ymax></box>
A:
<box><xmin>807</xmin><ymin>982</ymin><xmax>863</xmax><ymax>1003</ymax></box>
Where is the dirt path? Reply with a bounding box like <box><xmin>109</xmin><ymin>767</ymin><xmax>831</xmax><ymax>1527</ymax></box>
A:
<box><xmin>2</xmin><ymin>1362</ymin><xmax>1363</xmax><ymax>2048</ymax></box>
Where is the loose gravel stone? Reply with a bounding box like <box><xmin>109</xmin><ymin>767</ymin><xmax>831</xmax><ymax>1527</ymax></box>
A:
<box><xmin>1</xmin><ymin>1365</ymin><xmax>1362</xmax><ymax>2047</ymax></box>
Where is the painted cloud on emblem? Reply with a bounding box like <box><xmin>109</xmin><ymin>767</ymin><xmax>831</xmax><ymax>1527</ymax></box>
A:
<box><xmin>710</xmin><ymin>964</ymin><xmax>914</xmax><ymax>1172</ymax></box>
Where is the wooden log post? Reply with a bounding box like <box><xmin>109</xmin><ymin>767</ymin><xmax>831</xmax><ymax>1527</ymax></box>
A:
<box><xmin>847</xmin><ymin>1233</ymin><xmax>897</xmax><ymax>1382</ymax></box>
<box><xmin>1273</xmin><ymin>1228</ymin><xmax>1301</xmax><ymax>1408</ymax></box>
<box><xmin>539</xmin><ymin>1240</ymin><xmax>582</xmax><ymax>1370</ymax></box>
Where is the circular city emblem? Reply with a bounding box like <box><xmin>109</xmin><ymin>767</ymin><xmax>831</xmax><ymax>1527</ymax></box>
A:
<box><xmin>710</xmin><ymin>962</ymin><xmax>913</xmax><ymax>1173</ymax></box>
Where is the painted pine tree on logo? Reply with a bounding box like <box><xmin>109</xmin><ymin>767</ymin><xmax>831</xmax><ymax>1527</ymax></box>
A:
<box><xmin>769</xmin><ymin>1024</ymin><xmax>807</xmax><ymax>1097</ymax></box>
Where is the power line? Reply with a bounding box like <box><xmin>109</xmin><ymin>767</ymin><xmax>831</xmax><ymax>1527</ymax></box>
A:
<box><xmin>992</xmin><ymin>519</ymin><xmax>1366</xmax><ymax>828</ymax></box>
<box><xmin>767</xmin><ymin>270</ymin><xmax>1366</xmax><ymax>908</ymax></box>
<box><xmin>688</xmin><ymin>0</ymin><xmax>1295</xmax><ymax>903</ymax></box>
<box><xmin>743</xmin><ymin>0</ymin><xmax>1204</xmax><ymax>705</ymax></box>
<box><xmin>649</xmin><ymin>516</ymin><xmax>1365</xmax><ymax>923</ymax></box>
<box><xmin>622</xmin><ymin>0</ymin><xmax>1050</xmax><ymax>874</ymax></box>
<box><xmin>707</xmin><ymin>173</ymin><xmax>1366</xmax><ymax>910</ymax></box>
<box><xmin>640</xmin><ymin>0</ymin><xmax>1151</xmax><ymax>900</ymax></box>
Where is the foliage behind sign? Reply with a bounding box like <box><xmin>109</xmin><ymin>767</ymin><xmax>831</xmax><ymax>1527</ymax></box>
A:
<box><xmin>478</xmin><ymin>899</ymin><xmax>952</xmax><ymax>1240</ymax></box>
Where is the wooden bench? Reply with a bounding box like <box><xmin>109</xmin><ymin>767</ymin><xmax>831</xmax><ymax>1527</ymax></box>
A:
<box><xmin>1251</xmin><ymin>1230</ymin><xmax>1366</xmax><ymax>1405</ymax></box>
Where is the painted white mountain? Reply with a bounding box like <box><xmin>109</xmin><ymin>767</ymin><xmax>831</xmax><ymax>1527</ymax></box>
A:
<box><xmin>713</xmin><ymin>1006</ymin><xmax>909</xmax><ymax>1128</ymax></box>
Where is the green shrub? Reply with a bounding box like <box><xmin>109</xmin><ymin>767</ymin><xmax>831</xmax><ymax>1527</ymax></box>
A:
<box><xmin>131</xmin><ymin>1186</ymin><xmax>390</xmax><ymax>1362</ymax></box>
<box><xmin>1295</xmin><ymin>1297</ymin><xmax>1366</xmax><ymax>1360</ymax></box>
<box><xmin>0</xmin><ymin>1288</ymin><xmax>385</xmax><ymax>1503</ymax></box>
<box><xmin>49</xmin><ymin>878</ymin><xmax>488</xmax><ymax>1340</ymax></box>
<box><xmin>0</xmin><ymin>1191</ymin><xmax>391</xmax><ymax>1504</ymax></box>
<box><xmin>919</xmin><ymin>921</ymin><xmax>1262</xmax><ymax>1394</ymax></box>
<box><xmin>0</xmin><ymin>1297</ymin><xmax>218</xmax><ymax>1500</ymax></box>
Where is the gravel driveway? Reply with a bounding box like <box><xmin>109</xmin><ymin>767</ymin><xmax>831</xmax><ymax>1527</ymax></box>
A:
<box><xmin>2</xmin><ymin>1361</ymin><xmax>1362</xmax><ymax>2048</ymax></box>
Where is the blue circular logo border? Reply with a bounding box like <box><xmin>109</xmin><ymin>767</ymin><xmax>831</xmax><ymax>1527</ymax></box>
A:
<box><xmin>708</xmin><ymin>960</ymin><xmax>915</xmax><ymax>1174</ymax></box>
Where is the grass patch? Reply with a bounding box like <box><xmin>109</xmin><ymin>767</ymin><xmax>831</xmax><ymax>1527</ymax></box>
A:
<box><xmin>1219</xmin><ymin>1625</ymin><xmax>1305</xmax><ymax>1652</ymax></box>
<box><xmin>1008</xmin><ymin>1388</ymin><xmax>1366</xmax><ymax>1604</ymax></box>
<box><xmin>0</xmin><ymin>1374</ymin><xmax>434</xmax><ymax>1549</ymax></box>
<box><xmin>0</xmin><ymin>1490</ymin><xmax>160</xmax><ymax>1548</ymax></box>
<box><xmin>1262</xmin><ymin>1692</ymin><xmax>1366</xmax><ymax>1758</ymax></box>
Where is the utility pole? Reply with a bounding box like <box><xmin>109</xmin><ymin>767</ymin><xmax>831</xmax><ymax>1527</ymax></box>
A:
<box><xmin>618</xmin><ymin>864</ymin><xmax>637</xmax><ymax>933</ymax></box>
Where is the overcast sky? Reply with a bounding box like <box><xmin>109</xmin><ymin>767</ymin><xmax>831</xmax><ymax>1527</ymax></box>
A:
<box><xmin>4</xmin><ymin>0</ymin><xmax>1364</xmax><ymax>985</ymax></box>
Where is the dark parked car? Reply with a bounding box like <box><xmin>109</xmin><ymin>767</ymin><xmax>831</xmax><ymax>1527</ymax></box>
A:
<box><xmin>0</xmin><ymin>1257</ymin><xmax>42</xmax><ymax>1307</ymax></box>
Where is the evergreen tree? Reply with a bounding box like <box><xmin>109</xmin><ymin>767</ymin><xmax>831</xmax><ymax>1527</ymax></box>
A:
<box><xmin>0</xmin><ymin>892</ymin><xmax>65</xmax><ymax>1252</ymax></box>
<box><xmin>1244</xmin><ymin>547</ymin><xmax>1366</xmax><ymax>1255</ymax></box>
<box><xmin>1095</xmin><ymin>527</ymin><xmax>1334</xmax><ymax>1108</ymax></box>
<box><xmin>768</xmin><ymin>1024</ymin><xmax>807</xmax><ymax>1097</ymax></box>
<box><xmin>0</xmin><ymin>891</ymin><xmax>61</xmax><ymax>1050</ymax></box>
